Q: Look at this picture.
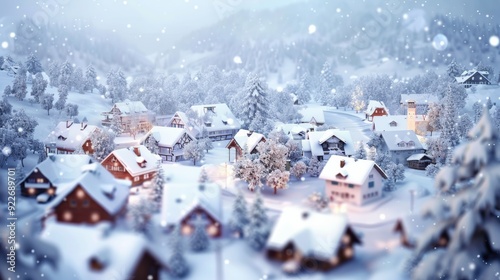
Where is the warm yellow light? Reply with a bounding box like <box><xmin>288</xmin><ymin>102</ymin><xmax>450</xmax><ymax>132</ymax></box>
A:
<box><xmin>76</xmin><ymin>189</ymin><xmax>85</xmax><ymax>199</ymax></box>
<box><xmin>342</xmin><ymin>234</ymin><xmax>351</xmax><ymax>244</ymax></box>
<box><xmin>207</xmin><ymin>224</ymin><xmax>218</xmax><ymax>236</ymax></box>
<box><xmin>344</xmin><ymin>247</ymin><xmax>353</xmax><ymax>258</ymax></box>
<box><xmin>28</xmin><ymin>188</ymin><xmax>35</xmax><ymax>195</ymax></box>
<box><xmin>182</xmin><ymin>224</ymin><xmax>192</xmax><ymax>235</ymax></box>
<box><xmin>91</xmin><ymin>212</ymin><xmax>100</xmax><ymax>222</ymax></box>
<box><xmin>63</xmin><ymin>211</ymin><xmax>72</xmax><ymax>221</ymax></box>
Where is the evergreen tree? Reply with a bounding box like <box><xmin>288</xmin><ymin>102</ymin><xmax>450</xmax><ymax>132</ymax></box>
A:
<box><xmin>190</xmin><ymin>215</ymin><xmax>209</xmax><ymax>252</ymax></box>
<box><xmin>152</xmin><ymin>163</ymin><xmax>165</xmax><ymax>205</ymax></box>
<box><xmin>4</xmin><ymin>85</ymin><xmax>11</xmax><ymax>96</ymax></box>
<box><xmin>439</xmin><ymin>86</ymin><xmax>460</xmax><ymax>150</ymax></box>
<box><xmin>350</xmin><ymin>85</ymin><xmax>365</xmax><ymax>113</ymax></box>
<box><xmin>238</xmin><ymin>73</ymin><xmax>269</xmax><ymax>129</ymax></box>
<box><xmin>472</xmin><ymin>101</ymin><xmax>483</xmax><ymax>123</ymax></box>
<box><xmin>307</xmin><ymin>157</ymin><xmax>322</xmax><ymax>177</ymax></box>
<box><xmin>457</xmin><ymin>113</ymin><xmax>473</xmax><ymax>140</ymax></box>
<box><xmin>47</xmin><ymin>61</ymin><xmax>60</xmax><ymax>87</ymax></box>
<box><xmin>24</xmin><ymin>53</ymin><xmax>42</xmax><ymax>75</ymax></box>
<box><xmin>64</xmin><ymin>103</ymin><xmax>79</xmax><ymax>118</ymax></box>
<box><xmin>353</xmin><ymin>141</ymin><xmax>367</xmax><ymax>160</ymax></box>
<box><xmin>290</xmin><ymin>161</ymin><xmax>307</xmax><ymax>180</ymax></box>
<box><xmin>12</xmin><ymin>66</ymin><xmax>27</xmax><ymax>101</ymax></box>
<box><xmin>84</xmin><ymin>64</ymin><xmax>97</xmax><ymax>93</ymax></box>
<box><xmin>168</xmin><ymin>226</ymin><xmax>190</xmax><ymax>278</ymax></box>
<box><xmin>127</xmin><ymin>196</ymin><xmax>155</xmax><ymax>237</ymax></box>
<box><xmin>446</xmin><ymin>59</ymin><xmax>463</xmax><ymax>79</ymax></box>
<box><xmin>229</xmin><ymin>190</ymin><xmax>249</xmax><ymax>238</ymax></box>
<box><xmin>90</xmin><ymin>129</ymin><xmax>115</xmax><ymax>161</ymax></box>
<box><xmin>59</xmin><ymin>60</ymin><xmax>73</xmax><ymax>86</ymax></box>
<box><xmin>107</xmin><ymin>69</ymin><xmax>127</xmax><ymax>102</ymax></box>
<box><xmin>71</xmin><ymin>67</ymin><xmax>84</xmax><ymax>93</ymax></box>
<box><xmin>246</xmin><ymin>189</ymin><xmax>269</xmax><ymax>250</ymax></box>
<box><xmin>183</xmin><ymin>140</ymin><xmax>206</xmax><ymax>166</ymax></box>
<box><xmin>408</xmin><ymin>109</ymin><xmax>500</xmax><ymax>280</ymax></box>
<box><xmin>37</xmin><ymin>148</ymin><xmax>47</xmax><ymax>163</ymax></box>
<box><xmin>55</xmin><ymin>84</ymin><xmax>69</xmax><ymax>112</ymax></box>
<box><xmin>40</xmin><ymin>94</ymin><xmax>54</xmax><ymax>115</ymax></box>
<box><xmin>31</xmin><ymin>72</ymin><xmax>47</xmax><ymax>102</ymax></box>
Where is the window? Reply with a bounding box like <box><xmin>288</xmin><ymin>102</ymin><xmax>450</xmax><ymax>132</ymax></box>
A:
<box><xmin>134</xmin><ymin>177</ymin><xmax>139</xmax><ymax>182</ymax></box>
<box><xmin>36</xmin><ymin>178</ymin><xmax>44</xmax><ymax>183</ymax></box>
<box><xmin>144</xmin><ymin>174</ymin><xmax>150</xmax><ymax>179</ymax></box>
<box><xmin>331</xmin><ymin>181</ymin><xmax>339</xmax><ymax>185</ymax></box>
<box><xmin>368</xmin><ymin>181</ymin><xmax>375</xmax><ymax>188</ymax></box>
<box><xmin>70</xmin><ymin>199</ymin><xmax>77</xmax><ymax>207</ymax></box>
<box><xmin>348</xmin><ymin>184</ymin><xmax>354</xmax><ymax>188</ymax></box>
<box><xmin>83</xmin><ymin>200</ymin><xmax>90</xmax><ymax>207</ymax></box>
<box><xmin>369</xmin><ymin>174</ymin><xmax>373</xmax><ymax>179</ymax></box>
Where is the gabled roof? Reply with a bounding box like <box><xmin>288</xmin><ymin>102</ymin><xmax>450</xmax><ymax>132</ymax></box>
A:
<box><xmin>190</xmin><ymin>103</ymin><xmax>241</xmax><ymax>132</ymax></box>
<box><xmin>407</xmin><ymin>153</ymin><xmax>433</xmax><ymax>161</ymax></box>
<box><xmin>113</xmin><ymin>100</ymin><xmax>149</xmax><ymax>115</ymax></box>
<box><xmin>365</xmin><ymin>100</ymin><xmax>389</xmax><ymax>115</ymax></box>
<box><xmin>40</xmin><ymin>223</ymin><xmax>168</xmax><ymax>280</ymax></box>
<box><xmin>103</xmin><ymin>145</ymin><xmax>159</xmax><ymax>176</ymax></box>
<box><xmin>274</xmin><ymin>123</ymin><xmax>311</xmax><ymax>140</ymax></box>
<box><xmin>227</xmin><ymin>129</ymin><xmax>266</xmax><ymax>153</ymax></box>
<box><xmin>302</xmin><ymin>129</ymin><xmax>355</xmax><ymax>156</ymax></box>
<box><xmin>23</xmin><ymin>154</ymin><xmax>96</xmax><ymax>186</ymax></box>
<box><xmin>266</xmin><ymin>207</ymin><xmax>357</xmax><ymax>261</ymax></box>
<box><xmin>319</xmin><ymin>155</ymin><xmax>388</xmax><ymax>185</ymax></box>
<box><xmin>145</xmin><ymin>126</ymin><xmax>194</xmax><ymax>147</ymax></box>
<box><xmin>299</xmin><ymin>107</ymin><xmax>325</xmax><ymax>124</ymax></box>
<box><xmin>380</xmin><ymin>130</ymin><xmax>424</xmax><ymax>151</ymax></box>
<box><xmin>52</xmin><ymin>163</ymin><xmax>131</xmax><ymax>215</ymax></box>
<box><xmin>400</xmin><ymin>94</ymin><xmax>439</xmax><ymax>105</ymax></box>
<box><xmin>45</xmin><ymin>121</ymin><xmax>98</xmax><ymax>151</ymax></box>
<box><xmin>160</xmin><ymin>165</ymin><xmax>221</xmax><ymax>225</ymax></box>
<box><xmin>455</xmin><ymin>70</ymin><xmax>491</xmax><ymax>84</ymax></box>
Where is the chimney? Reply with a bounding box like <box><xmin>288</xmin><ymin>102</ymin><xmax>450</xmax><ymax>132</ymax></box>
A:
<box><xmin>133</xmin><ymin>146</ymin><xmax>141</xmax><ymax>157</ymax></box>
<box><xmin>66</xmin><ymin>120</ymin><xmax>73</xmax><ymax>128</ymax></box>
<box><xmin>81</xmin><ymin>117</ymin><xmax>88</xmax><ymax>130</ymax></box>
<box><xmin>340</xmin><ymin>159</ymin><xmax>346</xmax><ymax>168</ymax></box>
<box><xmin>247</xmin><ymin>130</ymin><xmax>253</xmax><ymax>137</ymax></box>
<box><xmin>302</xmin><ymin>212</ymin><xmax>310</xmax><ymax>220</ymax></box>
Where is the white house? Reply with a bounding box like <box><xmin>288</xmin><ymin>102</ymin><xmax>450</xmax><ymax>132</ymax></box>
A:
<box><xmin>302</xmin><ymin>129</ymin><xmax>355</xmax><ymax>161</ymax></box>
<box><xmin>299</xmin><ymin>107</ymin><xmax>325</xmax><ymax>126</ymax></box>
<box><xmin>101</xmin><ymin>100</ymin><xmax>155</xmax><ymax>135</ymax></box>
<box><xmin>226</xmin><ymin>129</ymin><xmax>266</xmax><ymax>162</ymax></box>
<box><xmin>365</xmin><ymin>100</ymin><xmax>389</xmax><ymax>121</ymax></box>
<box><xmin>160</xmin><ymin>165</ymin><xmax>222</xmax><ymax>237</ymax></box>
<box><xmin>266</xmin><ymin>207</ymin><xmax>361</xmax><ymax>271</ymax></box>
<box><xmin>319</xmin><ymin>156</ymin><xmax>387</xmax><ymax>206</ymax></box>
<box><xmin>274</xmin><ymin>122</ymin><xmax>314</xmax><ymax>140</ymax></box>
<box><xmin>142</xmin><ymin>126</ymin><xmax>195</xmax><ymax>162</ymax></box>
<box><xmin>380</xmin><ymin>130</ymin><xmax>425</xmax><ymax>165</ymax></box>
<box><xmin>45</xmin><ymin>119</ymin><xmax>99</xmax><ymax>155</ymax></box>
<box><xmin>400</xmin><ymin>93</ymin><xmax>438</xmax><ymax>114</ymax></box>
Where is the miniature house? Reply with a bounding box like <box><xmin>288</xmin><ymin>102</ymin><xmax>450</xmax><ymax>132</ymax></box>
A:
<box><xmin>266</xmin><ymin>207</ymin><xmax>361</xmax><ymax>271</ymax></box>
<box><xmin>226</xmin><ymin>129</ymin><xmax>266</xmax><ymax>162</ymax></box>
<box><xmin>142</xmin><ymin>126</ymin><xmax>195</xmax><ymax>162</ymax></box>
<box><xmin>301</xmin><ymin>129</ymin><xmax>355</xmax><ymax>161</ymax></box>
<box><xmin>455</xmin><ymin>69</ymin><xmax>492</xmax><ymax>88</ymax></box>
<box><xmin>101</xmin><ymin>100</ymin><xmax>155</xmax><ymax>135</ymax></box>
<box><xmin>45</xmin><ymin>119</ymin><xmax>98</xmax><ymax>155</ymax></box>
<box><xmin>406</xmin><ymin>153</ymin><xmax>433</xmax><ymax>170</ymax></box>
<box><xmin>365</xmin><ymin>100</ymin><xmax>389</xmax><ymax>121</ymax></box>
<box><xmin>299</xmin><ymin>107</ymin><xmax>325</xmax><ymax>126</ymax></box>
<box><xmin>379</xmin><ymin>130</ymin><xmax>425</xmax><ymax>165</ymax></box>
<box><xmin>319</xmin><ymin>156</ymin><xmax>387</xmax><ymax>206</ymax></box>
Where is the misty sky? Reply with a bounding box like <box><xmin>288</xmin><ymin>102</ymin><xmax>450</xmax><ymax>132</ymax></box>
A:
<box><xmin>0</xmin><ymin>0</ymin><xmax>499</xmax><ymax>55</ymax></box>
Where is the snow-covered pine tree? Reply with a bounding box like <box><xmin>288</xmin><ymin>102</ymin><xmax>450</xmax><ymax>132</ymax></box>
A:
<box><xmin>425</xmin><ymin>162</ymin><xmax>442</xmax><ymax>178</ymax></box>
<box><xmin>229</xmin><ymin>190</ymin><xmax>249</xmax><ymax>238</ymax></box>
<box><xmin>47</xmin><ymin>61</ymin><xmax>60</xmax><ymax>88</ymax></box>
<box><xmin>374</xmin><ymin>150</ymin><xmax>392</xmax><ymax>171</ymax></box>
<box><xmin>40</xmin><ymin>93</ymin><xmax>54</xmax><ymax>115</ymax></box>
<box><xmin>84</xmin><ymin>64</ymin><xmax>97</xmax><ymax>93</ymax></box>
<box><xmin>408</xmin><ymin>109</ymin><xmax>500</xmax><ymax>280</ymax></box>
<box><xmin>383</xmin><ymin>162</ymin><xmax>405</xmax><ymax>191</ymax></box>
<box><xmin>189</xmin><ymin>215</ymin><xmax>209</xmax><ymax>252</ymax></box>
<box><xmin>127</xmin><ymin>196</ymin><xmax>155</xmax><ymax>237</ymax></box>
<box><xmin>353</xmin><ymin>141</ymin><xmax>367</xmax><ymax>160</ymax></box>
<box><xmin>72</xmin><ymin>67</ymin><xmax>84</xmax><ymax>93</ymax></box>
<box><xmin>59</xmin><ymin>60</ymin><xmax>73</xmax><ymax>87</ymax></box>
<box><xmin>168</xmin><ymin>226</ymin><xmax>190</xmax><ymax>278</ymax></box>
<box><xmin>183</xmin><ymin>140</ymin><xmax>205</xmax><ymax>166</ymax></box>
<box><xmin>25</xmin><ymin>53</ymin><xmax>42</xmax><ymax>75</ymax></box>
<box><xmin>3</xmin><ymin>85</ymin><xmax>11</xmax><ymax>96</ymax></box>
<box><xmin>144</xmin><ymin>134</ymin><xmax>159</xmax><ymax>154</ymax></box>
<box><xmin>290</xmin><ymin>161</ymin><xmax>307</xmax><ymax>180</ymax></box>
<box><xmin>439</xmin><ymin>86</ymin><xmax>460</xmax><ymax>152</ymax></box>
<box><xmin>367</xmin><ymin>133</ymin><xmax>383</xmax><ymax>149</ymax></box>
<box><xmin>246</xmin><ymin>189</ymin><xmax>269</xmax><ymax>250</ymax></box>
<box><xmin>90</xmin><ymin>129</ymin><xmax>115</xmax><ymax>161</ymax></box>
<box><xmin>472</xmin><ymin>101</ymin><xmax>483</xmax><ymax>123</ymax></box>
<box><xmin>64</xmin><ymin>103</ymin><xmax>79</xmax><ymax>118</ymax></box>
<box><xmin>446</xmin><ymin>59</ymin><xmax>463</xmax><ymax>80</ymax></box>
<box><xmin>31</xmin><ymin>73</ymin><xmax>47</xmax><ymax>103</ymax></box>
<box><xmin>266</xmin><ymin>169</ymin><xmax>290</xmax><ymax>195</ymax></box>
<box><xmin>457</xmin><ymin>113</ymin><xmax>473</xmax><ymax>140</ymax></box>
<box><xmin>152</xmin><ymin>163</ymin><xmax>165</xmax><ymax>206</ymax></box>
<box><xmin>239</xmin><ymin>73</ymin><xmax>269</xmax><ymax>129</ymax></box>
<box><xmin>37</xmin><ymin>148</ymin><xmax>47</xmax><ymax>163</ymax></box>
<box><xmin>12</xmin><ymin>66</ymin><xmax>27</xmax><ymax>101</ymax></box>
<box><xmin>307</xmin><ymin>157</ymin><xmax>322</xmax><ymax>177</ymax></box>
<box><xmin>350</xmin><ymin>85</ymin><xmax>365</xmax><ymax>113</ymax></box>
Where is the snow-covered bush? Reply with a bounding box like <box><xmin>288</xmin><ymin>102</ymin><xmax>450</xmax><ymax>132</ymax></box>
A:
<box><xmin>266</xmin><ymin>169</ymin><xmax>290</xmax><ymax>195</ymax></box>
<box><xmin>229</xmin><ymin>190</ymin><xmax>249</xmax><ymax>238</ymax></box>
<box><xmin>190</xmin><ymin>216</ymin><xmax>209</xmax><ymax>252</ymax></box>
<box><xmin>290</xmin><ymin>161</ymin><xmax>307</xmax><ymax>180</ymax></box>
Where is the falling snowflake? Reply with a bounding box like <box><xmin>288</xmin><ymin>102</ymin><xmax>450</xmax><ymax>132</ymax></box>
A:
<box><xmin>9</xmin><ymin>32</ymin><xmax>15</xmax><ymax>38</ymax></box>
<box><xmin>308</xmin><ymin>24</ymin><xmax>316</xmax><ymax>34</ymax></box>
<box><xmin>2</xmin><ymin>146</ymin><xmax>12</xmax><ymax>156</ymax></box>
<box><xmin>233</xmin><ymin>56</ymin><xmax>242</xmax><ymax>64</ymax></box>
<box><xmin>489</xmin><ymin>35</ymin><xmax>499</xmax><ymax>47</ymax></box>
<box><xmin>432</xmin><ymin>34</ymin><xmax>448</xmax><ymax>51</ymax></box>
<box><xmin>1</xmin><ymin>41</ymin><xmax>8</xmax><ymax>49</ymax></box>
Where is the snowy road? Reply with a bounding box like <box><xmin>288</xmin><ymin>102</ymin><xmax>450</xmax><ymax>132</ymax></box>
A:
<box><xmin>323</xmin><ymin>109</ymin><xmax>373</xmax><ymax>144</ymax></box>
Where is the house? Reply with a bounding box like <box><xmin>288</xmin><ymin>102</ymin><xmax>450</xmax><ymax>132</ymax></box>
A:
<box><xmin>406</xmin><ymin>153</ymin><xmax>433</xmax><ymax>170</ymax></box>
<box><xmin>393</xmin><ymin>216</ymin><xmax>445</xmax><ymax>249</ymax></box>
<box><xmin>400</xmin><ymin>94</ymin><xmax>438</xmax><ymax>114</ymax></box>
<box><xmin>319</xmin><ymin>155</ymin><xmax>388</xmax><ymax>206</ymax></box>
<box><xmin>49</xmin><ymin>162</ymin><xmax>131</xmax><ymax>224</ymax></box>
<box><xmin>301</xmin><ymin>129</ymin><xmax>355</xmax><ymax>161</ymax></box>
<box><xmin>372</xmin><ymin>113</ymin><xmax>427</xmax><ymax>135</ymax></box>
<box><xmin>266</xmin><ymin>207</ymin><xmax>361</xmax><ymax>272</ymax></box>
<box><xmin>365</xmin><ymin>100</ymin><xmax>389</xmax><ymax>121</ymax></box>
<box><xmin>45</xmin><ymin>119</ymin><xmax>98</xmax><ymax>154</ymax></box>
<box><xmin>226</xmin><ymin>129</ymin><xmax>266</xmax><ymax>162</ymax></box>
<box><xmin>20</xmin><ymin>154</ymin><xmax>96</xmax><ymax>197</ymax></box>
<box><xmin>380</xmin><ymin>130</ymin><xmax>425</xmax><ymax>165</ymax></box>
<box><xmin>299</xmin><ymin>107</ymin><xmax>325</xmax><ymax>126</ymax></box>
<box><xmin>188</xmin><ymin>103</ymin><xmax>241</xmax><ymax>141</ymax></box>
<box><xmin>101</xmin><ymin>145</ymin><xmax>159</xmax><ymax>187</ymax></box>
<box><xmin>101</xmin><ymin>100</ymin><xmax>155</xmax><ymax>135</ymax></box>
<box><xmin>142</xmin><ymin>126</ymin><xmax>195</xmax><ymax>162</ymax></box>
<box><xmin>40</xmin><ymin>223</ymin><xmax>169</xmax><ymax>280</ymax></box>
<box><xmin>274</xmin><ymin>123</ymin><xmax>314</xmax><ymax>140</ymax></box>
<box><xmin>455</xmin><ymin>69</ymin><xmax>492</xmax><ymax>88</ymax></box>
<box><xmin>160</xmin><ymin>165</ymin><xmax>222</xmax><ymax>238</ymax></box>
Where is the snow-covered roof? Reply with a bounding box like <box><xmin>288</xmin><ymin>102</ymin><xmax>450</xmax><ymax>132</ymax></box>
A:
<box><xmin>45</xmin><ymin>121</ymin><xmax>98</xmax><ymax>151</ymax></box>
<box><xmin>400</xmin><ymin>94</ymin><xmax>439</xmax><ymax>105</ymax></box>
<box><xmin>145</xmin><ymin>126</ymin><xmax>194</xmax><ymax>147</ymax></box>
<box><xmin>266</xmin><ymin>207</ymin><xmax>351</xmax><ymax>261</ymax></box>
<box><xmin>40</xmin><ymin>223</ymin><xmax>168</xmax><ymax>280</ymax></box>
<box><xmin>113</xmin><ymin>100</ymin><xmax>149</xmax><ymax>115</ymax></box>
<box><xmin>381</xmin><ymin>130</ymin><xmax>424</xmax><ymax>151</ymax></box>
<box><xmin>365</xmin><ymin>100</ymin><xmax>389</xmax><ymax>115</ymax></box>
<box><xmin>319</xmin><ymin>155</ymin><xmax>388</xmax><ymax>185</ymax></box>
<box><xmin>455</xmin><ymin>70</ymin><xmax>491</xmax><ymax>84</ymax></box>
<box><xmin>274</xmin><ymin>123</ymin><xmax>311</xmax><ymax>139</ymax></box>
<box><xmin>299</xmin><ymin>107</ymin><xmax>325</xmax><ymax>125</ymax></box>
<box><xmin>229</xmin><ymin>129</ymin><xmax>266</xmax><ymax>153</ymax></box>
<box><xmin>24</xmin><ymin>154</ymin><xmax>96</xmax><ymax>186</ymax></box>
<box><xmin>302</xmin><ymin>129</ymin><xmax>355</xmax><ymax>156</ymax></box>
<box><xmin>104</xmin><ymin>145</ymin><xmax>159</xmax><ymax>176</ymax></box>
<box><xmin>190</xmin><ymin>103</ymin><xmax>241</xmax><ymax>132</ymax></box>
<box><xmin>406</xmin><ymin>153</ymin><xmax>433</xmax><ymax>161</ymax></box>
<box><xmin>52</xmin><ymin>163</ymin><xmax>131</xmax><ymax>215</ymax></box>
<box><xmin>160</xmin><ymin>165</ymin><xmax>221</xmax><ymax>225</ymax></box>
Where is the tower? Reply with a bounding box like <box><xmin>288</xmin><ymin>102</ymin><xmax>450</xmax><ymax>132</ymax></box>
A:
<box><xmin>407</xmin><ymin>101</ymin><xmax>416</xmax><ymax>132</ymax></box>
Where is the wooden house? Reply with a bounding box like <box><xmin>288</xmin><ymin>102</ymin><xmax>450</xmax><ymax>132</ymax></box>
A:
<box><xmin>365</xmin><ymin>100</ymin><xmax>389</xmax><ymax>121</ymax></box>
<box><xmin>45</xmin><ymin>119</ymin><xmax>98</xmax><ymax>155</ymax></box>
<box><xmin>40</xmin><ymin>223</ymin><xmax>169</xmax><ymax>279</ymax></box>
<box><xmin>160</xmin><ymin>166</ymin><xmax>222</xmax><ymax>238</ymax></box>
<box><xmin>455</xmin><ymin>70</ymin><xmax>492</xmax><ymax>88</ymax></box>
<box><xmin>101</xmin><ymin>100</ymin><xmax>155</xmax><ymax>135</ymax></box>
<box><xmin>319</xmin><ymin>156</ymin><xmax>387</xmax><ymax>206</ymax></box>
<box><xmin>299</xmin><ymin>107</ymin><xmax>325</xmax><ymax>126</ymax></box>
<box><xmin>189</xmin><ymin>103</ymin><xmax>241</xmax><ymax>141</ymax></box>
<box><xmin>20</xmin><ymin>154</ymin><xmax>96</xmax><ymax>198</ymax></box>
<box><xmin>380</xmin><ymin>130</ymin><xmax>425</xmax><ymax>165</ymax></box>
<box><xmin>301</xmin><ymin>129</ymin><xmax>355</xmax><ymax>161</ymax></box>
<box><xmin>400</xmin><ymin>94</ymin><xmax>438</xmax><ymax>115</ymax></box>
<box><xmin>101</xmin><ymin>145</ymin><xmax>159</xmax><ymax>186</ymax></box>
<box><xmin>142</xmin><ymin>126</ymin><xmax>195</xmax><ymax>162</ymax></box>
<box><xmin>225</xmin><ymin>129</ymin><xmax>266</xmax><ymax>162</ymax></box>
<box><xmin>266</xmin><ymin>207</ymin><xmax>361</xmax><ymax>272</ymax></box>
<box><xmin>406</xmin><ymin>153</ymin><xmax>433</xmax><ymax>170</ymax></box>
<box><xmin>49</xmin><ymin>163</ymin><xmax>131</xmax><ymax>224</ymax></box>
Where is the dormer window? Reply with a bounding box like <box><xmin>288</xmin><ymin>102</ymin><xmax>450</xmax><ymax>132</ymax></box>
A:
<box><xmin>205</xmin><ymin>122</ymin><xmax>212</xmax><ymax>127</ymax></box>
<box><xmin>407</xmin><ymin>141</ymin><xmax>415</xmax><ymax>147</ymax></box>
<box><xmin>222</xmin><ymin>120</ymin><xmax>228</xmax><ymax>125</ymax></box>
<box><xmin>58</xmin><ymin>135</ymin><xmax>67</xmax><ymax>141</ymax></box>
<box><xmin>204</xmin><ymin>106</ymin><xmax>216</xmax><ymax>113</ymax></box>
<box><xmin>397</xmin><ymin>142</ymin><xmax>406</xmax><ymax>147</ymax></box>
<box><xmin>389</xmin><ymin>121</ymin><xmax>397</xmax><ymax>127</ymax></box>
